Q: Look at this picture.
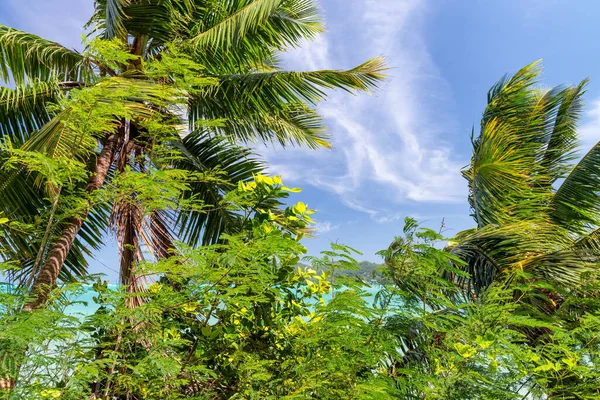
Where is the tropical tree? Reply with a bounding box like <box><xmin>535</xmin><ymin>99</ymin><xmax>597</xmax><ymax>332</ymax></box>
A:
<box><xmin>449</xmin><ymin>61</ymin><xmax>600</xmax><ymax>312</ymax></box>
<box><xmin>375</xmin><ymin>64</ymin><xmax>600</xmax><ymax>396</ymax></box>
<box><xmin>0</xmin><ymin>0</ymin><xmax>386</xmax><ymax>310</ymax></box>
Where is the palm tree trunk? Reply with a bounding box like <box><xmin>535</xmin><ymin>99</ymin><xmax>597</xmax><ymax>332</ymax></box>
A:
<box><xmin>0</xmin><ymin>135</ymin><xmax>120</xmax><ymax>393</ymax></box>
<box><xmin>24</xmin><ymin>133</ymin><xmax>119</xmax><ymax>311</ymax></box>
<box><xmin>0</xmin><ymin>376</ymin><xmax>15</xmax><ymax>394</ymax></box>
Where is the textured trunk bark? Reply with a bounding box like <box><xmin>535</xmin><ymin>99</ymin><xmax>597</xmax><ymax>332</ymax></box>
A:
<box><xmin>0</xmin><ymin>377</ymin><xmax>15</xmax><ymax>392</ymax></box>
<box><xmin>24</xmin><ymin>134</ymin><xmax>119</xmax><ymax>311</ymax></box>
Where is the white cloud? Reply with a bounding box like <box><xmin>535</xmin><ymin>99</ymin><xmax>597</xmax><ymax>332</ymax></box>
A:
<box><xmin>579</xmin><ymin>98</ymin><xmax>600</xmax><ymax>150</ymax></box>
<box><xmin>264</xmin><ymin>0</ymin><xmax>467</xmax><ymax>219</ymax></box>
<box><xmin>2</xmin><ymin>0</ymin><xmax>469</xmax><ymax>220</ymax></box>
<box><xmin>374</xmin><ymin>214</ymin><xmax>404</xmax><ymax>224</ymax></box>
<box><xmin>313</xmin><ymin>221</ymin><xmax>339</xmax><ymax>234</ymax></box>
<box><xmin>341</xmin><ymin>199</ymin><xmax>378</xmax><ymax>218</ymax></box>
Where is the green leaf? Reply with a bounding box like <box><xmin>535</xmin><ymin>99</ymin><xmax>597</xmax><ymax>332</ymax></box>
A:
<box><xmin>0</xmin><ymin>25</ymin><xmax>91</xmax><ymax>85</ymax></box>
<box><xmin>453</xmin><ymin>342</ymin><xmax>477</xmax><ymax>358</ymax></box>
<box><xmin>475</xmin><ymin>333</ymin><xmax>495</xmax><ymax>349</ymax></box>
<box><xmin>190</xmin><ymin>0</ymin><xmax>283</xmax><ymax>50</ymax></box>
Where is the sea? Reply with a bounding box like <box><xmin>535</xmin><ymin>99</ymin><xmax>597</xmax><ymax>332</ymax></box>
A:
<box><xmin>2</xmin><ymin>282</ymin><xmax>385</xmax><ymax>317</ymax></box>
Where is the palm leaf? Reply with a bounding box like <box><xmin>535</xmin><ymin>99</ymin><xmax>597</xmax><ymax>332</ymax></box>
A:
<box><xmin>89</xmin><ymin>0</ymin><xmax>187</xmax><ymax>44</ymax></box>
<box><xmin>0</xmin><ymin>170</ymin><xmax>108</xmax><ymax>286</ymax></box>
<box><xmin>190</xmin><ymin>0</ymin><xmax>322</xmax><ymax>52</ymax></box>
<box><xmin>214</xmin><ymin>58</ymin><xmax>387</xmax><ymax>105</ymax></box>
<box><xmin>216</xmin><ymin>104</ymin><xmax>328</xmax><ymax>148</ymax></box>
<box><xmin>190</xmin><ymin>58</ymin><xmax>386</xmax><ymax>147</ymax></box>
<box><xmin>551</xmin><ymin>141</ymin><xmax>600</xmax><ymax>233</ymax></box>
<box><xmin>122</xmin><ymin>0</ymin><xmax>193</xmax><ymax>48</ymax></box>
<box><xmin>20</xmin><ymin>112</ymin><xmax>90</xmax><ymax>162</ymax></box>
<box><xmin>111</xmin><ymin>199</ymin><xmax>145</xmax><ymax>290</ymax></box>
<box><xmin>466</xmin><ymin>62</ymin><xmax>556</xmax><ymax>227</ymax></box>
<box><xmin>464</xmin><ymin>118</ymin><xmax>551</xmax><ymax>227</ymax></box>
<box><xmin>481</xmin><ymin>61</ymin><xmax>542</xmax><ymax>131</ymax></box>
<box><xmin>0</xmin><ymin>81</ymin><xmax>60</xmax><ymax>144</ymax></box>
<box><xmin>264</xmin><ymin>0</ymin><xmax>323</xmax><ymax>47</ymax></box>
<box><xmin>20</xmin><ymin>78</ymin><xmax>171</xmax><ymax>162</ymax></box>
<box><xmin>0</xmin><ymin>25</ymin><xmax>91</xmax><ymax>85</ymax></box>
<box><xmin>104</xmin><ymin>0</ymin><xmax>129</xmax><ymax>40</ymax></box>
<box><xmin>172</xmin><ymin>130</ymin><xmax>263</xmax><ymax>246</ymax></box>
<box><xmin>539</xmin><ymin>81</ymin><xmax>587</xmax><ymax>185</ymax></box>
<box><xmin>451</xmin><ymin>221</ymin><xmax>583</xmax><ymax>295</ymax></box>
<box><xmin>187</xmin><ymin>0</ymin><xmax>321</xmax><ymax>74</ymax></box>
<box><xmin>190</xmin><ymin>0</ymin><xmax>283</xmax><ymax>50</ymax></box>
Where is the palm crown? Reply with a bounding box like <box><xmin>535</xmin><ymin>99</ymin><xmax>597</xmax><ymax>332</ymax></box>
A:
<box><xmin>0</xmin><ymin>0</ymin><xmax>386</xmax><ymax>306</ymax></box>
<box><xmin>451</xmin><ymin>61</ymin><xmax>600</xmax><ymax>301</ymax></box>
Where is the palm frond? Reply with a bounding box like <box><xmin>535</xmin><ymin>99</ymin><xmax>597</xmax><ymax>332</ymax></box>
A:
<box><xmin>264</xmin><ymin>0</ymin><xmax>323</xmax><ymax>47</ymax></box>
<box><xmin>190</xmin><ymin>59</ymin><xmax>386</xmax><ymax>147</ymax></box>
<box><xmin>450</xmin><ymin>220</ymin><xmax>580</xmax><ymax>295</ymax></box>
<box><xmin>214</xmin><ymin>58</ymin><xmax>387</xmax><ymax>105</ymax></box>
<box><xmin>186</xmin><ymin>0</ymin><xmax>321</xmax><ymax>74</ymax></box>
<box><xmin>0</xmin><ymin>171</ymin><xmax>108</xmax><ymax>286</ymax></box>
<box><xmin>222</xmin><ymin>104</ymin><xmax>328</xmax><ymax>148</ymax></box>
<box><xmin>539</xmin><ymin>81</ymin><xmax>587</xmax><ymax>185</ymax></box>
<box><xmin>172</xmin><ymin>130</ymin><xmax>263</xmax><ymax>246</ymax></box>
<box><xmin>465</xmin><ymin>61</ymin><xmax>561</xmax><ymax>227</ymax></box>
<box><xmin>464</xmin><ymin>118</ymin><xmax>551</xmax><ymax>227</ymax></box>
<box><xmin>551</xmin><ymin>141</ymin><xmax>600</xmax><ymax>233</ymax></box>
<box><xmin>190</xmin><ymin>0</ymin><xmax>282</xmax><ymax>50</ymax></box>
<box><xmin>123</xmin><ymin>0</ymin><xmax>193</xmax><ymax>48</ymax></box>
<box><xmin>90</xmin><ymin>0</ymin><xmax>185</xmax><ymax>44</ymax></box>
<box><xmin>573</xmin><ymin>227</ymin><xmax>600</xmax><ymax>258</ymax></box>
<box><xmin>20</xmin><ymin>78</ymin><xmax>170</xmax><ymax>162</ymax></box>
<box><xmin>148</xmin><ymin>210</ymin><xmax>176</xmax><ymax>259</ymax></box>
<box><xmin>111</xmin><ymin>199</ymin><xmax>144</xmax><ymax>289</ymax></box>
<box><xmin>20</xmin><ymin>112</ymin><xmax>95</xmax><ymax>163</ymax></box>
<box><xmin>0</xmin><ymin>81</ymin><xmax>60</xmax><ymax>144</ymax></box>
<box><xmin>481</xmin><ymin>60</ymin><xmax>542</xmax><ymax>131</ymax></box>
<box><xmin>0</xmin><ymin>25</ymin><xmax>91</xmax><ymax>85</ymax></box>
<box><xmin>191</xmin><ymin>37</ymin><xmax>279</xmax><ymax>76</ymax></box>
<box><xmin>104</xmin><ymin>0</ymin><xmax>129</xmax><ymax>40</ymax></box>
<box><xmin>0</xmin><ymin>159</ymin><xmax>42</xmax><ymax>280</ymax></box>
<box><xmin>190</xmin><ymin>0</ymin><xmax>323</xmax><ymax>54</ymax></box>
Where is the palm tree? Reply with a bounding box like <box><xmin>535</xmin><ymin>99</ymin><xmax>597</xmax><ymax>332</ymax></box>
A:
<box><xmin>0</xmin><ymin>0</ymin><xmax>386</xmax><ymax>310</ymax></box>
<box><xmin>378</xmin><ymin>64</ymin><xmax>600</xmax><ymax>396</ymax></box>
<box><xmin>450</xmin><ymin>61</ymin><xmax>600</xmax><ymax>308</ymax></box>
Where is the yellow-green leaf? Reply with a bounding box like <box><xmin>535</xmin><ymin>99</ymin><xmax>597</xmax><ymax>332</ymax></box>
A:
<box><xmin>454</xmin><ymin>343</ymin><xmax>477</xmax><ymax>358</ymax></box>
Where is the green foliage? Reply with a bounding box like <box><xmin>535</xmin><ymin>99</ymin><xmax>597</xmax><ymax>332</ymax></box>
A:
<box><xmin>2</xmin><ymin>173</ymin><xmax>600</xmax><ymax>398</ymax></box>
<box><xmin>0</xmin><ymin>0</ymin><xmax>387</xmax><ymax>290</ymax></box>
<box><xmin>0</xmin><ymin>25</ymin><xmax>91</xmax><ymax>85</ymax></box>
<box><xmin>453</xmin><ymin>62</ymin><xmax>600</xmax><ymax>299</ymax></box>
<box><xmin>2</xmin><ymin>5</ymin><xmax>600</xmax><ymax>399</ymax></box>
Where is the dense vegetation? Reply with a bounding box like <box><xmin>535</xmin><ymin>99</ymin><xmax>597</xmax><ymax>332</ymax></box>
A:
<box><xmin>2</xmin><ymin>1</ymin><xmax>600</xmax><ymax>399</ymax></box>
<box><xmin>306</xmin><ymin>260</ymin><xmax>383</xmax><ymax>283</ymax></box>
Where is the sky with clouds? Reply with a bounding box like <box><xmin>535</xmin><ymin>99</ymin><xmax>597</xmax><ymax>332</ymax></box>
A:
<box><xmin>2</xmin><ymin>0</ymin><xmax>600</xmax><ymax>280</ymax></box>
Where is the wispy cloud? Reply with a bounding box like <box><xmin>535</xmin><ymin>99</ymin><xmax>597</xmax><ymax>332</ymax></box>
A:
<box><xmin>2</xmin><ymin>0</ymin><xmax>468</xmax><ymax>222</ymax></box>
<box><xmin>264</xmin><ymin>0</ymin><xmax>467</xmax><ymax>220</ymax></box>
<box><xmin>313</xmin><ymin>221</ymin><xmax>339</xmax><ymax>234</ymax></box>
<box><xmin>579</xmin><ymin>98</ymin><xmax>600</xmax><ymax>150</ymax></box>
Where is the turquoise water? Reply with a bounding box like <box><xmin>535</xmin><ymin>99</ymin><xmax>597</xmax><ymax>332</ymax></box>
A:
<box><xmin>63</xmin><ymin>286</ymin><xmax>109</xmax><ymax>316</ymax></box>
<box><xmin>61</xmin><ymin>284</ymin><xmax>384</xmax><ymax>316</ymax></box>
<box><xmin>1</xmin><ymin>283</ymin><xmax>384</xmax><ymax>317</ymax></box>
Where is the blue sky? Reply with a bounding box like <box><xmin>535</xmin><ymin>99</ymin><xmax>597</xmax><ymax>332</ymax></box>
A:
<box><xmin>2</xmin><ymin>0</ymin><xmax>600</xmax><ymax>281</ymax></box>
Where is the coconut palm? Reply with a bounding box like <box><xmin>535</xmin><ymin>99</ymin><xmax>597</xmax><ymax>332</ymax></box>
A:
<box><xmin>0</xmin><ymin>0</ymin><xmax>387</xmax><ymax>309</ymax></box>
<box><xmin>378</xmin><ymin>64</ymin><xmax>600</xmax><ymax>391</ymax></box>
<box><xmin>449</xmin><ymin>61</ymin><xmax>600</xmax><ymax>305</ymax></box>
